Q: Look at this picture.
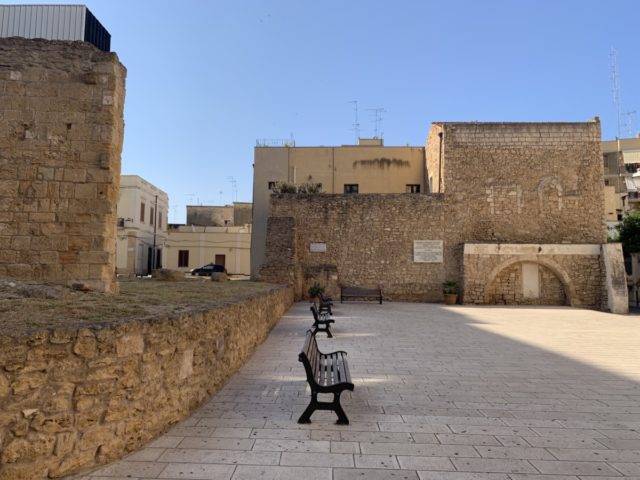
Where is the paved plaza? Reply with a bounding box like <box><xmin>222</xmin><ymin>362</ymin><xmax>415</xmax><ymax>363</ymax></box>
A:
<box><xmin>75</xmin><ymin>302</ymin><xmax>640</xmax><ymax>479</ymax></box>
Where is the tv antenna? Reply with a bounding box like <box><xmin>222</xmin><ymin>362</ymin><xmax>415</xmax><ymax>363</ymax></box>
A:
<box><xmin>610</xmin><ymin>48</ymin><xmax>636</xmax><ymax>138</ymax></box>
<box><xmin>368</xmin><ymin>107</ymin><xmax>386</xmax><ymax>139</ymax></box>
<box><xmin>348</xmin><ymin>100</ymin><xmax>360</xmax><ymax>143</ymax></box>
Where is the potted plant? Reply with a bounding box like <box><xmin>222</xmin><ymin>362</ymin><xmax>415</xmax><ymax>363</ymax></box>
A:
<box><xmin>442</xmin><ymin>280</ymin><xmax>458</xmax><ymax>305</ymax></box>
<box><xmin>308</xmin><ymin>282</ymin><xmax>324</xmax><ymax>304</ymax></box>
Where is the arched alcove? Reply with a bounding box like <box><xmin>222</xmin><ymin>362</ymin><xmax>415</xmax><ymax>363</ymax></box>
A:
<box><xmin>483</xmin><ymin>255</ymin><xmax>577</xmax><ymax>306</ymax></box>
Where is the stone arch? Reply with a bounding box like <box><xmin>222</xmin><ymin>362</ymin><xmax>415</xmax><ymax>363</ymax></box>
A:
<box><xmin>537</xmin><ymin>176</ymin><xmax>563</xmax><ymax>212</ymax></box>
<box><xmin>483</xmin><ymin>255</ymin><xmax>577</xmax><ymax>306</ymax></box>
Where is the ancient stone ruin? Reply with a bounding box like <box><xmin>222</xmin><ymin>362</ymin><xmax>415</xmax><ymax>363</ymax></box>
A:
<box><xmin>0</xmin><ymin>38</ymin><xmax>126</xmax><ymax>293</ymax></box>
<box><xmin>260</xmin><ymin>120</ymin><xmax>628</xmax><ymax>313</ymax></box>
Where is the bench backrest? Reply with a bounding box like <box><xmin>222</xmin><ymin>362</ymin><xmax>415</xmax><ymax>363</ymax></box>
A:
<box><xmin>310</xmin><ymin>304</ymin><xmax>324</xmax><ymax>322</ymax></box>
<box><xmin>299</xmin><ymin>330</ymin><xmax>320</xmax><ymax>383</ymax></box>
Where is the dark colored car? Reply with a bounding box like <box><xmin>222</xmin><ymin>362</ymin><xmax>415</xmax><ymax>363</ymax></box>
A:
<box><xmin>190</xmin><ymin>263</ymin><xmax>226</xmax><ymax>276</ymax></box>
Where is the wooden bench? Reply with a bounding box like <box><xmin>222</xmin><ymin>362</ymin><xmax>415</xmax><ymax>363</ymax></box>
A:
<box><xmin>298</xmin><ymin>330</ymin><xmax>354</xmax><ymax>424</ymax></box>
<box><xmin>318</xmin><ymin>292</ymin><xmax>333</xmax><ymax>315</ymax></box>
<box><xmin>310</xmin><ymin>304</ymin><xmax>334</xmax><ymax>337</ymax></box>
<box><xmin>341</xmin><ymin>286</ymin><xmax>382</xmax><ymax>304</ymax></box>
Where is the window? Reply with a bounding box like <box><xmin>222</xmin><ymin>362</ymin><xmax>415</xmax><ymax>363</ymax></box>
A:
<box><xmin>344</xmin><ymin>184</ymin><xmax>358</xmax><ymax>194</ymax></box>
<box><xmin>140</xmin><ymin>202</ymin><xmax>145</xmax><ymax>222</ymax></box>
<box><xmin>158</xmin><ymin>210</ymin><xmax>163</xmax><ymax>229</ymax></box>
<box><xmin>150</xmin><ymin>207</ymin><xmax>155</xmax><ymax>225</ymax></box>
<box><xmin>178</xmin><ymin>250</ymin><xmax>189</xmax><ymax>267</ymax></box>
<box><xmin>268</xmin><ymin>181</ymin><xmax>276</xmax><ymax>190</ymax></box>
<box><xmin>406</xmin><ymin>184</ymin><xmax>420</xmax><ymax>193</ymax></box>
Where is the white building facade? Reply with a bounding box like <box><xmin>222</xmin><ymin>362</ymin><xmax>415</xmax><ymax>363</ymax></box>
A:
<box><xmin>116</xmin><ymin>175</ymin><xmax>169</xmax><ymax>275</ymax></box>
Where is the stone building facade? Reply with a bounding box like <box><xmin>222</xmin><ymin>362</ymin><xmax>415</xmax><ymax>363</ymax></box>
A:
<box><xmin>260</xmin><ymin>120</ymin><xmax>628</xmax><ymax>313</ymax></box>
<box><xmin>0</xmin><ymin>38</ymin><xmax>126</xmax><ymax>292</ymax></box>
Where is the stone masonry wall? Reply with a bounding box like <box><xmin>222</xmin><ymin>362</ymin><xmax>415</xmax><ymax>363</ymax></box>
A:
<box><xmin>437</xmin><ymin>121</ymin><xmax>605</xmax><ymax>283</ymax></box>
<box><xmin>0</xmin><ymin>38</ymin><xmax>126</xmax><ymax>293</ymax></box>
<box><xmin>266</xmin><ymin>194</ymin><xmax>447</xmax><ymax>302</ymax></box>
<box><xmin>0</xmin><ymin>285</ymin><xmax>293</xmax><ymax>479</ymax></box>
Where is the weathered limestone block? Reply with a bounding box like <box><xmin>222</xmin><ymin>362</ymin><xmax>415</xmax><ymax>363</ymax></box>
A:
<box><xmin>115</xmin><ymin>334</ymin><xmax>144</xmax><ymax>357</ymax></box>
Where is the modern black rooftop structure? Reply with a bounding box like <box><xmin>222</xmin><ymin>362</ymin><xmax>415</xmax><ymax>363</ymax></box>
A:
<box><xmin>0</xmin><ymin>4</ymin><xmax>111</xmax><ymax>52</ymax></box>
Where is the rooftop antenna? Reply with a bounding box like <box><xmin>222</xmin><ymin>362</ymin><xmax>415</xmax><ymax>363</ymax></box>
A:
<box><xmin>348</xmin><ymin>100</ymin><xmax>360</xmax><ymax>143</ymax></box>
<box><xmin>368</xmin><ymin>107</ymin><xmax>386</xmax><ymax>139</ymax></box>
<box><xmin>611</xmin><ymin>48</ymin><xmax>637</xmax><ymax>139</ymax></box>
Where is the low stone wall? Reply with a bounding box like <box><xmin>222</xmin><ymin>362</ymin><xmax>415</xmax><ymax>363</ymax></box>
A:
<box><xmin>0</xmin><ymin>285</ymin><xmax>293</xmax><ymax>479</ymax></box>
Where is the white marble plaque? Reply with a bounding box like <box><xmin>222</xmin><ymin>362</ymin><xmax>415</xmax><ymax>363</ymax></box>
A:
<box><xmin>310</xmin><ymin>242</ymin><xmax>326</xmax><ymax>253</ymax></box>
<box><xmin>413</xmin><ymin>240</ymin><xmax>443</xmax><ymax>263</ymax></box>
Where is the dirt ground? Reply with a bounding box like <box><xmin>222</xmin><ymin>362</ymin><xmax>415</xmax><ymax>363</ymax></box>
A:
<box><xmin>0</xmin><ymin>276</ymin><xmax>277</xmax><ymax>333</ymax></box>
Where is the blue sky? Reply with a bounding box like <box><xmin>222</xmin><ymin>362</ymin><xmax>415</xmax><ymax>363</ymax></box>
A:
<box><xmin>6</xmin><ymin>1</ymin><xmax>640</xmax><ymax>222</ymax></box>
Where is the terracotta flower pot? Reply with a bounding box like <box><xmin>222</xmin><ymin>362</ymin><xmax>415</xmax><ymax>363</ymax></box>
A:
<box><xmin>443</xmin><ymin>293</ymin><xmax>458</xmax><ymax>305</ymax></box>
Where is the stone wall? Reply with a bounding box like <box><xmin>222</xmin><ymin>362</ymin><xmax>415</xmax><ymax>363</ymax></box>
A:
<box><xmin>0</xmin><ymin>38</ymin><xmax>126</xmax><ymax>293</ymax></box>
<box><xmin>259</xmin><ymin>121</ymin><xmax>625</xmax><ymax>311</ymax></box>
<box><xmin>0</xmin><ymin>285</ymin><xmax>293</xmax><ymax>479</ymax></box>
<box><xmin>263</xmin><ymin>193</ymin><xmax>447</xmax><ymax>301</ymax></box>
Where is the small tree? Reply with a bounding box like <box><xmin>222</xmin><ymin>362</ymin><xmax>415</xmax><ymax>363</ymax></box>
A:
<box><xmin>617</xmin><ymin>210</ymin><xmax>640</xmax><ymax>255</ymax></box>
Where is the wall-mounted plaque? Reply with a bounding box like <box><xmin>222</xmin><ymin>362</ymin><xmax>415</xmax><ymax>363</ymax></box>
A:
<box><xmin>413</xmin><ymin>240</ymin><xmax>443</xmax><ymax>263</ymax></box>
<box><xmin>310</xmin><ymin>242</ymin><xmax>327</xmax><ymax>253</ymax></box>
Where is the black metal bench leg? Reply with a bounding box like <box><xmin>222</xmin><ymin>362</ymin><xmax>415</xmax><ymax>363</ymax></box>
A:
<box><xmin>298</xmin><ymin>392</ymin><xmax>317</xmax><ymax>424</ymax></box>
<box><xmin>333</xmin><ymin>392</ymin><xmax>349</xmax><ymax>425</ymax></box>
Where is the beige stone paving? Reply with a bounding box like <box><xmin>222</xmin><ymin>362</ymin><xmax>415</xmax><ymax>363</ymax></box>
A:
<box><xmin>72</xmin><ymin>302</ymin><xmax>640</xmax><ymax>479</ymax></box>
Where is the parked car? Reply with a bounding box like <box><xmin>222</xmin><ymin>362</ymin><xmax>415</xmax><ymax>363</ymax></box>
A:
<box><xmin>190</xmin><ymin>263</ymin><xmax>227</xmax><ymax>276</ymax></box>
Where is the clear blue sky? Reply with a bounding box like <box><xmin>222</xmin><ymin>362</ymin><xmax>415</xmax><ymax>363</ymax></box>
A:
<box><xmin>7</xmin><ymin>1</ymin><xmax>640</xmax><ymax>223</ymax></box>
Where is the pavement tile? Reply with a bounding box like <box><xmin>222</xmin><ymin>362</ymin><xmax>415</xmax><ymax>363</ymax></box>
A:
<box><xmin>473</xmin><ymin>446</ymin><xmax>555</xmax><ymax>460</ymax></box>
<box><xmin>196</xmin><ymin>418</ymin><xmax>267</xmax><ymax>428</ymax></box>
<box><xmin>157</xmin><ymin>448</ymin><xmax>280</xmax><ymax>465</ymax></box>
<box><xmin>341</xmin><ymin>431</ymin><xmax>415</xmax><ymax>443</ymax></box>
<box><xmin>176</xmin><ymin>437</ymin><xmax>254</xmax><ymax>450</ymax></box>
<box><xmin>435</xmin><ymin>434</ymin><xmax>501</xmax><ymax>446</ymax></box>
<box><xmin>451</xmin><ymin>458</ymin><xmax>538</xmax><ymax>474</ymax></box>
<box><xmin>396</xmin><ymin>455</ymin><xmax>455</xmax><ymax>470</ymax></box>
<box><xmin>547</xmin><ymin>448</ymin><xmax>640</xmax><ymax>462</ymax></box>
<box><xmin>360</xmin><ymin>442</ymin><xmax>479</xmax><ymax>457</ymax></box>
<box><xmin>354</xmin><ymin>454</ymin><xmax>400</xmax><ymax>469</ymax></box>
<box><xmin>158</xmin><ymin>463</ymin><xmax>235</xmax><ymax>479</ymax></box>
<box><xmin>251</xmin><ymin>428</ymin><xmax>311</xmax><ymax>440</ymax></box>
<box><xmin>212</xmin><ymin>428</ymin><xmax>253</xmax><ymax>438</ymax></box>
<box><xmin>231</xmin><ymin>465</ymin><xmax>332</xmax><ymax>480</ymax></box>
<box><xmin>521</xmin><ymin>437</ymin><xmax>604</xmax><ymax>449</ymax></box>
<box><xmin>88</xmin><ymin>461</ymin><xmax>168</xmax><ymax>477</ymax></box>
<box><xmin>331</xmin><ymin>441</ymin><xmax>360</xmax><ymax>454</ymax></box>
<box><xmin>334</xmin><ymin>468</ymin><xmax>419</xmax><ymax>480</ymax></box>
<box><xmin>529</xmin><ymin>460</ymin><xmax>623</xmax><ymax>476</ymax></box>
<box><xmin>279</xmin><ymin>452</ymin><xmax>354</xmax><ymax>467</ymax></box>
<box><xmin>595</xmin><ymin>438</ymin><xmax>640</xmax><ymax>449</ymax></box>
<box><xmin>252</xmin><ymin>439</ymin><xmax>330</xmax><ymax>452</ymax></box>
<box><xmin>605</xmin><ymin>462</ymin><xmax>640</xmax><ymax>475</ymax></box>
<box><xmin>417</xmin><ymin>473</ymin><xmax>508</xmax><ymax>480</ymax></box>
<box><xmin>125</xmin><ymin>448</ymin><xmax>167</xmax><ymax>462</ymax></box>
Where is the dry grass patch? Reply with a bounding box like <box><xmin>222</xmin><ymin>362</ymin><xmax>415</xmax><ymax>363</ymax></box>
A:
<box><xmin>0</xmin><ymin>277</ymin><xmax>279</xmax><ymax>333</ymax></box>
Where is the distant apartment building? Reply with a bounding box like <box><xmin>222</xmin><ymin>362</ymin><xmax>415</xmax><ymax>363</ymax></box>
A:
<box><xmin>165</xmin><ymin>224</ymin><xmax>251</xmax><ymax>275</ymax></box>
<box><xmin>165</xmin><ymin>202</ymin><xmax>252</xmax><ymax>276</ymax></box>
<box><xmin>116</xmin><ymin>175</ymin><xmax>169</xmax><ymax>275</ymax></box>
<box><xmin>186</xmin><ymin>202</ymin><xmax>252</xmax><ymax>227</ymax></box>
<box><xmin>602</xmin><ymin>136</ymin><xmax>640</xmax><ymax>236</ymax></box>
<box><xmin>251</xmin><ymin>138</ymin><xmax>426</xmax><ymax>277</ymax></box>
